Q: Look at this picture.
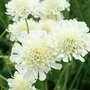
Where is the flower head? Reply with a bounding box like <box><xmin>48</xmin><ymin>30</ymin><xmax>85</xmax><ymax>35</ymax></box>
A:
<box><xmin>8</xmin><ymin>72</ymin><xmax>36</xmax><ymax>90</ymax></box>
<box><xmin>41</xmin><ymin>0</ymin><xmax>70</xmax><ymax>20</ymax></box>
<box><xmin>10</xmin><ymin>30</ymin><xmax>62</xmax><ymax>81</ymax></box>
<box><xmin>41</xmin><ymin>12</ymin><xmax>64</xmax><ymax>21</ymax></box>
<box><xmin>50</xmin><ymin>19</ymin><xmax>90</xmax><ymax>62</ymax></box>
<box><xmin>44</xmin><ymin>0</ymin><xmax>70</xmax><ymax>11</ymax></box>
<box><xmin>39</xmin><ymin>19</ymin><xmax>57</xmax><ymax>32</ymax></box>
<box><xmin>5</xmin><ymin>0</ymin><xmax>41</xmax><ymax>21</ymax></box>
<box><xmin>8</xmin><ymin>19</ymin><xmax>39</xmax><ymax>41</ymax></box>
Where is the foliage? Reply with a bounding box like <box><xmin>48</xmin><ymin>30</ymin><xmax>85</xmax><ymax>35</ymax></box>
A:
<box><xmin>0</xmin><ymin>0</ymin><xmax>90</xmax><ymax>90</ymax></box>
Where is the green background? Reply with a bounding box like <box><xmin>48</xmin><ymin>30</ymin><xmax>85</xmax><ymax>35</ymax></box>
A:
<box><xmin>0</xmin><ymin>0</ymin><xmax>90</xmax><ymax>90</ymax></box>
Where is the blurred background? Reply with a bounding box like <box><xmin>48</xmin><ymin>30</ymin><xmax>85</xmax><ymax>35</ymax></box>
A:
<box><xmin>0</xmin><ymin>0</ymin><xmax>90</xmax><ymax>90</ymax></box>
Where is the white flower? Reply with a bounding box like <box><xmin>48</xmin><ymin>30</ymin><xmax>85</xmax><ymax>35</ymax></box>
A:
<box><xmin>8</xmin><ymin>19</ymin><xmax>39</xmax><ymax>41</ymax></box>
<box><xmin>10</xmin><ymin>30</ymin><xmax>62</xmax><ymax>81</ymax></box>
<box><xmin>39</xmin><ymin>19</ymin><xmax>57</xmax><ymax>32</ymax></box>
<box><xmin>40</xmin><ymin>0</ymin><xmax>70</xmax><ymax>20</ymax></box>
<box><xmin>41</xmin><ymin>12</ymin><xmax>64</xmax><ymax>21</ymax></box>
<box><xmin>5</xmin><ymin>0</ymin><xmax>41</xmax><ymax>21</ymax></box>
<box><xmin>43</xmin><ymin>0</ymin><xmax>70</xmax><ymax>11</ymax></box>
<box><xmin>49</xmin><ymin>19</ymin><xmax>90</xmax><ymax>62</ymax></box>
<box><xmin>8</xmin><ymin>72</ymin><xmax>36</xmax><ymax>90</ymax></box>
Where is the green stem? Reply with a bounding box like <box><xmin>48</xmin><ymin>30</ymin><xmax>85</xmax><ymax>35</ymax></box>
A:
<box><xmin>62</xmin><ymin>68</ymin><xmax>69</xmax><ymax>90</ymax></box>
<box><xmin>69</xmin><ymin>63</ymin><xmax>84</xmax><ymax>90</ymax></box>
<box><xmin>25</xmin><ymin>19</ymin><xmax>29</xmax><ymax>33</ymax></box>
<box><xmin>54</xmin><ymin>63</ymin><xmax>72</xmax><ymax>90</ymax></box>
<box><xmin>0</xmin><ymin>55</ymin><xmax>14</xmax><ymax>67</ymax></box>
<box><xmin>0</xmin><ymin>75</ymin><xmax>7</xmax><ymax>82</ymax></box>
<box><xmin>0</xmin><ymin>79</ymin><xmax>2</xmax><ymax>90</ymax></box>
<box><xmin>0</xmin><ymin>30</ymin><xmax>7</xmax><ymax>40</ymax></box>
<box><xmin>76</xmin><ymin>76</ymin><xmax>81</xmax><ymax>90</ymax></box>
<box><xmin>44</xmin><ymin>79</ymin><xmax>48</xmax><ymax>90</ymax></box>
<box><xmin>0</xmin><ymin>56</ymin><xmax>9</xmax><ymax>58</ymax></box>
<box><xmin>4</xmin><ymin>59</ymin><xmax>13</xmax><ymax>77</ymax></box>
<box><xmin>0</xmin><ymin>84</ymin><xmax>7</xmax><ymax>90</ymax></box>
<box><xmin>0</xmin><ymin>16</ymin><xmax>7</xmax><ymax>28</ymax></box>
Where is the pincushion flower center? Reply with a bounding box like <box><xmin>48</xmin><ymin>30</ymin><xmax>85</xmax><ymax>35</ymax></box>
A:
<box><xmin>57</xmin><ymin>31</ymin><xmax>85</xmax><ymax>53</ymax></box>
<box><xmin>22</xmin><ymin>41</ymin><xmax>53</xmax><ymax>66</ymax></box>
<box><xmin>13</xmin><ymin>76</ymin><xmax>29</xmax><ymax>90</ymax></box>
<box><xmin>63</xmin><ymin>37</ymin><xmax>78</xmax><ymax>51</ymax></box>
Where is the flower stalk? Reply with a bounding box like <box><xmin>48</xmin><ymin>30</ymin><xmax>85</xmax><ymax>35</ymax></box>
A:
<box><xmin>69</xmin><ymin>63</ymin><xmax>84</xmax><ymax>90</ymax></box>
<box><xmin>0</xmin><ymin>75</ymin><xmax>7</xmax><ymax>82</ymax></box>
<box><xmin>25</xmin><ymin>19</ymin><xmax>29</xmax><ymax>33</ymax></box>
<box><xmin>54</xmin><ymin>62</ymin><xmax>72</xmax><ymax>90</ymax></box>
<box><xmin>44</xmin><ymin>78</ymin><xmax>48</xmax><ymax>90</ymax></box>
<box><xmin>0</xmin><ymin>55</ymin><xmax>9</xmax><ymax>59</ymax></box>
<box><xmin>62</xmin><ymin>68</ymin><xmax>69</xmax><ymax>90</ymax></box>
<box><xmin>0</xmin><ymin>30</ymin><xmax>7</xmax><ymax>40</ymax></box>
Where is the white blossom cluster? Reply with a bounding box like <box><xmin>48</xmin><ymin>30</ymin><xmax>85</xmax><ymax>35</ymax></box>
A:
<box><xmin>5</xmin><ymin>0</ymin><xmax>90</xmax><ymax>90</ymax></box>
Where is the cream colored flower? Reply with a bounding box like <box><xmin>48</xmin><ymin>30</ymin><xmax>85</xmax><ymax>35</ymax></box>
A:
<box><xmin>39</xmin><ymin>19</ymin><xmax>57</xmax><ymax>32</ymax></box>
<box><xmin>8</xmin><ymin>72</ymin><xmax>36</xmax><ymax>90</ymax></box>
<box><xmin>8</xmin><ymin>19</ymin><xmax>39</xmax><ymax>41</ymax></box>
<box><xmin>40</xmin><ymin>0</ymin><xmax>70</xmax><ymax>20</ymax></box>
<box><xmin>5</xmin><ymin>0</ymin><xmax>41</xmax><ymax>21</ymax></box>
<box><xmin>10</xmin><ymin>30</ymin><xmax>62</xmax><ymax>81</ymax></box>
<box><xmin>43</xmin><ymin>0</ymin><xmax>70</xmax><ymax>11</ymax></box>
<box><xmin>49</xmin><ymin>19</ymin><xmax>90</xmax><ymax>62</ymax></box>
<box><xmin>41</xmin><ymin>12</ymin><xmax>64</xmax><ymax>21</ymax></box>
